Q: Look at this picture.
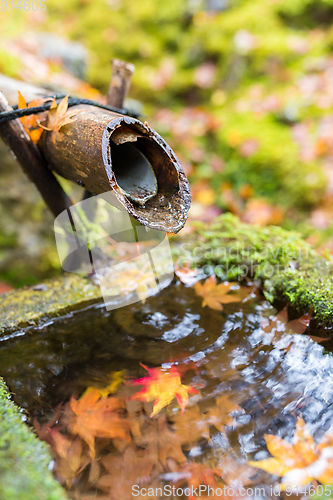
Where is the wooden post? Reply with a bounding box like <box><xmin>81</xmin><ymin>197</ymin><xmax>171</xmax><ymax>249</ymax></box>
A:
<box><xmin>83</xmin><ymin>59</ymin><xmax>136</xmax><ymax>201</ymax></box>
<box><xmin>107</xmin><ymin>59</ymin><xmax>135</xmax><ymax>108</ymax></box>
<box><xmin>0</xmin><ymin>91</ymin><xmax>72</xmax><ymax>218</ymax></box>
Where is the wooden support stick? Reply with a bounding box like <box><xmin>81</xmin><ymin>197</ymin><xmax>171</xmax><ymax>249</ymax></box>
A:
<box><xmin>107</xmin><ymin>58</ymin><xmax>135</xmax><ymax>108</ymax></box>
<box><xmin>0</xmin><ymin>91</ymin><xmax>72</xmax><ymax>218</ymax></box>
<box><xmin>83</xmin><ymin>58</ymin><xmax>135</xmax><ymax>201</ymax></box>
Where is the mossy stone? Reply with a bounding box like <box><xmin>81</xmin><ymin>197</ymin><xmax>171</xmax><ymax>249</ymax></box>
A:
<box><xmin>0</xmin><ymin>378</ymin><xmax>67</xmax><ymax>500</ymax></box>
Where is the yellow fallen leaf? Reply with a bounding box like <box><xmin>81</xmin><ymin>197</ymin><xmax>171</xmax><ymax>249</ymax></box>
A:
<box><xmin>249</xmin><ymin>417</ymin><xmax>333</xmax><ymax>487</ymax></box>
<box><xmin>66</xmin><ymin>389</ymin><xmax>130</xmax><ymax>459</ymax></box>
<box><xmin>40</xmin><ymin>95</ymin><xmax>82</xmax><ymax>144</ymax></box>
<box><xmin>17</xmin><ymin>91</ymin><xmax>51</xmax><ymax>144</ymax></box>
<box><xmin>82</xmin><ymin>370</ymin><xmax>126</xmax><ymax>399</ymax></box>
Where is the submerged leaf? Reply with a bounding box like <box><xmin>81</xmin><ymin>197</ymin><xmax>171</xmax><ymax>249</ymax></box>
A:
<box><xmin>172</xmin><ymin>404</ymin><xmax>211</xmax><ymax>445</ymax></box>
<box><xmin>216</xmin><ymin>452</ymin><xmax>257</xmax><ymax>487</ymax></box>
<box><xmin>98</xmin><ymin>444</ymin><xmax>159</xmax><ymax>499</ymax></box>
<box><xmin>207</xmin><ymin>395</ymin><xmax>244</xmax><ymax>433</ymax></box>
<box><xmin>65</xmin><ymin>389</ymin><xmax>130</xmax><ymax>458</ymax></box>
<box><xmin>261</xmin><ymin>307</ymin><xmax>312</xmax><ymax>345</ymax></box>
<box><xmin>134</xmin><ymin>415</ymin><xmax>187</xmax><ymax>467</ymax></box>
<box><xmin>49</xmin><ymin>430</ymin><xmax>89</xmax><ymax>487</ymax></box>
<box><xmin>83</xmin><ymin>370</ymin><xmax>125</xmax><ymax>399</ymax></box>
<box><xmin>175</xmin><ymin>264</ymin><xmax>200</xmax><ymax>286</ymax></box>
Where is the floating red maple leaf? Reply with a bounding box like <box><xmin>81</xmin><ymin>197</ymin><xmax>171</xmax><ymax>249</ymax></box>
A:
<box><xmin>129</xmin><ymin>364</ymin><xmax>198</xmax><ymax>417</ymax></box>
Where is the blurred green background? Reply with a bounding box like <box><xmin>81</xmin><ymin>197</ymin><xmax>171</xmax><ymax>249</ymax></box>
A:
<box><xmin>1</xmin><ymin>0</ymin><xmax>333</xmax><ymax>287</ymax></box>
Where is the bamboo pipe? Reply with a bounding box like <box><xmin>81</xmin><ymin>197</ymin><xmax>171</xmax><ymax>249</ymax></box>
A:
<box><xmin>40</xmin><ymin>105</ymin><xmax>191</xmax><ymax>233</ymax></box>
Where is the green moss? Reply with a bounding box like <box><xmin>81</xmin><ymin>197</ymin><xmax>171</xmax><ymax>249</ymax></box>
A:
<box><xmin>0</xmin><ymin>273</ymin><xmax>102</xmax><ymax>335</ymax></box>
<box><xmin>0</xmin><ymin>378</ymin><xmax>67</xmax><ymax>500</ymax></box>
<box><xmin>172</xmin><ymin>213</ymin><xmax>333</xmax><ymax>324</ymax></box>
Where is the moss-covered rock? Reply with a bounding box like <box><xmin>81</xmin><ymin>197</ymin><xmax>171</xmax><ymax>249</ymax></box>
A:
<box><xmin>0</xmin><ymin>273</ymin><xmax>102</xmax><ymax>336</ymax></box>
<box><xmin>0</xmin><ymin>378</ymin><xmax>67</xmax><ymax>500</ymax></box>
<box><xmin>172</xmin><ymin>213</ymin><xmax>333</xmax><ymax>325</ymax></box>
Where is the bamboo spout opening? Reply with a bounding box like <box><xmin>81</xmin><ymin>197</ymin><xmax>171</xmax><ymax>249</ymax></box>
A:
<box><xmin>109</xmin><ymin>121</ymin><xmax>180</xmax><ymax>208</ymax></box>
<box><xmin>110</xmin><ymin>142</ymin><xmax>158</xmax><ymax>205</ymax></box>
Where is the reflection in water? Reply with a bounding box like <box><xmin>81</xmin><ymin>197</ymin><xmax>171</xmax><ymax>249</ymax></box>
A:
<box><xmin>1</xmin><ymin>281</ymin><xmax>333</xmax><ymax>498</ymax></box>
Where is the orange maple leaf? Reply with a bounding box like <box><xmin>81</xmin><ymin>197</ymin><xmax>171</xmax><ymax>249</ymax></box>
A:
<box><xmin>40</xmin><ymin>94</ymin><xmax>82</xmax><ymax>144</ymax></box>
<box><xmin>130</xmin><ymin>364</ymin><xmax>198</xmax><ymax>417</ymax></box>
<box><xmin>66</xmin><ymin>388</ymin><xmax>131</xmax><ymax>458</ymax></box>
<box><xmin>17</xmin><ymin>91</ymin><xmax>51</xmax><ymax>144</ymax></box>
<box><xmin>194</xmin><ymin>276</ymin><xmax>244</xmax><ymax>311</ymax></box>
<box><xmin>176</xmin><ymin>462</ymin><xmax>219</xmax><ymax>500</ymax></box>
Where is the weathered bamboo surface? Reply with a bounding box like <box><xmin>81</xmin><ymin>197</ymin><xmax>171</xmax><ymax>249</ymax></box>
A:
<box><xmin>40</xmin><ymin>104</ymin><xmax>191</xmax><ymax>232</ymax></box>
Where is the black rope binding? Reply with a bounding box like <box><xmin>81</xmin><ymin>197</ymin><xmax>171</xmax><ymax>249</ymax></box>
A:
<box><xmin>0</xmin><ymin>94</ymin><xmax>140</xmax><ymax>124</ymax></box>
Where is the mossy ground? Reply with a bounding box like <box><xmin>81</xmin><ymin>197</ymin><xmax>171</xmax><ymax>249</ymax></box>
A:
<box><xmin>0</xmin><ymin>378</ymin><xmax>67</xmax><ymax>500</ymax></box>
